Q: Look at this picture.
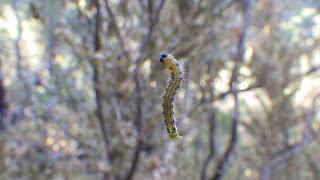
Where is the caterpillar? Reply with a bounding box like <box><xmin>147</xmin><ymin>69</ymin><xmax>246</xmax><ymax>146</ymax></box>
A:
<box><xmin>160</xmin><ymin>51</ymin><xmax>183</xmax><ymax>140</ymax></box>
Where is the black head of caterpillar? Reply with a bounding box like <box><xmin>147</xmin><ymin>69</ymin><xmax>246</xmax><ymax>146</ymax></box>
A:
<box><xmin>160</xmin><ymin>51</ymin><xmax>183</xmax><ymax>141</ymax></box>
<box><xmin>159</xmin><ymin>51</ymin><xmax>168</xmax><ymax>63</ymax></box>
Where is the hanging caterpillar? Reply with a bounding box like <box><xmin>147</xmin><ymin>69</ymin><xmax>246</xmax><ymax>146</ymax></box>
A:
<box><xmin>160</xmin><ymin>52</ymin><xmax>183</xmax><ymax>140</ymax></box>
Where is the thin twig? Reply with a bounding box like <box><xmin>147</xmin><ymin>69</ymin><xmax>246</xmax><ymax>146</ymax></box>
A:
<box><xmin>13</xmin><ymin>4</ymin><xmax>31</xmax><ymax>105</ymax></box>
<box><xmin>297</xmin><ymin>65</ymin><xmax>320</xmax><ymax>78</ymax></box>
<box><xmin>216</xmin><ymin>83</ymin><xmax>261</xmax><ymax>100</ymax></box>
<box><xmin>104</xmin><ymin>0</ymin><xmax>131</xmax><ymax>62</ymax></box>
<box><xmin>188</xmin><ymin>83</ymin><xmax>260</xmax><ymax>118</ymax></box>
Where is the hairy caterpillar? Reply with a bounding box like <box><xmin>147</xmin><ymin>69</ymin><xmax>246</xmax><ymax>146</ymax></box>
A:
<box><xmin>160</xmin><ymin>52</ymin><xmax>183</xmax><ymax>140</ymax></box>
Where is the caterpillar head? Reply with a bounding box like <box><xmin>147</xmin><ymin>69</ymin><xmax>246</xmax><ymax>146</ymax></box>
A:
<box><xmin>160</xmin><ymin>51</ymin><xmax>175</xmax><ymax>66</ymax></box>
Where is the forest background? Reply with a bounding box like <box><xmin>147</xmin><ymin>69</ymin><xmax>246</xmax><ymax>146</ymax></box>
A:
<box><xmin>0</xmin><ymin>0</ymin><xmax>319</xmax><ymax>180</ymax></box>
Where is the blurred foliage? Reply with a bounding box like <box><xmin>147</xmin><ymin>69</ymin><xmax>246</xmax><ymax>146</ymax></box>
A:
<box><xmin>0</xmin><ymin>0</ymin><xmax>319</xmax><ymax>180</ymax></box>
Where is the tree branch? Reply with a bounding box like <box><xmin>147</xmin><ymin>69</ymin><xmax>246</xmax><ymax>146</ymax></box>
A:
<box><xmin>125</xmin><ymin>1</ymin><xmax>166</xmax><ymax>180</ymax></box>
<box><xmin>0</xmin><ymin>60</ymin><xmax>8</xmax><ymax>132</ymax></box>
<box><xmin>210</xmin><ymin>1</ymin><xmax>252</xmax><ymax>179</ymax></box>
<box><xmin>201</xmin><ymin>60</ymin><xmax>217</xmax><ymax>180</ymax></box>
<box><xmin>134</xmin><ymin>0</ymin><xmax>166</xmax><ymax>63</ymax></box>
<box><xmin>92</xmin><ymin>1</ymin><xmax>112</xmax><ymax>178</ymax></box>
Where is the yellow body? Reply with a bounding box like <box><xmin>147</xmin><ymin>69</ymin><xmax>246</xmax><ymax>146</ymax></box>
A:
<box><xmin>160</xmin><ymin>52</ymin><xmax>183</xmax><ymax>140</ymax></box>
